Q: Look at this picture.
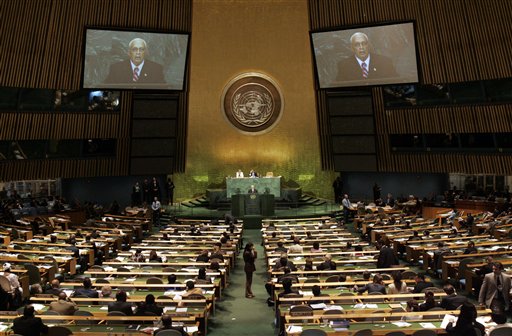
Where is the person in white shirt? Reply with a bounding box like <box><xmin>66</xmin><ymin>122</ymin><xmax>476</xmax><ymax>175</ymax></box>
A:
<box><xmin>288</xmin><ymin>237</ymin><xmax>303</xmax><ymax>254</ymax></box>
<box><xmin>341</xmin><ymin>194</ymin><xmax>353</xmax><ymax>223</ymax></box>
<box><xmin>235</xmin><ymin>169</ymin><xmax>244</xmax><ymax>178</ymax></box>
<box><xmin>151</xmin><ymin>197</ymin><xmax>161</xmax><ymax>226</ymax></box>
<box><xmin>2</xmin><ymin>263</ymin><xmax>21</xmax><ymax>292</ymax></box>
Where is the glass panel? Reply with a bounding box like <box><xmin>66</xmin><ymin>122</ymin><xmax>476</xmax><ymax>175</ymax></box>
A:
<box><xmin>496</xmin><ymin>176</ymin><xmax>505</xmax><ymax>192</ymax></box>
<box><xmin>449</xmin><ymin>81</ymin><xmax>485</xmax><ymax>104</ymax></box>
<box><xmin>82</xmin><ymin>139</ymin><xmax>116</xmax><ymax>156</ymax></box>
<box><xmin>389</xmin><ymin>134</ymin><xmax>423</xmax><ymax>151</ymax></box>
<box><xmin>16</xmin><ymin>140</ymin><xmax>46</xmax><ymax>159</ymax></box>
<box><xmin>496</xmin><ymin>133</ymin><xmax>512</xmax><ymax>151</ymax></box>
<box><xmin>19</xmin><ymin>88</ymin><xmax>54</xmax><ymax>111</ymax></box>
<box><xmin>460</xmin><ymin>133</ymin><xmax>495</xmax><ymax>149</ymax></box>
<box><xmin>46</xmin><ymin>140</ymin><xmax>82</xmax><ymax>158</ymax></box>
<box><xmin>0</xmin><ymin>87</ymin><xmax>19</xmax><ymax>110</ymax></box>
<box><xmin>416</xmin><ymin>84</ymin><xmax>450</xmax><ymax>106</ymax></box>
<box><xmin>485</xmin><ymin>78</ymin><xmax>512</xmax><ymax>102</ymax></box>
<box><xmin>55</xmin><ymin>90</ymin><xmax>88</xmax><ymax>111</ymax></box>
<box><xmin>88</xmin><ymin>90</ymin><xmax>121</xmax><ymax>112</ymax></box>
<box><xmin>425</xmin><ymin>133</ymin><xmax>459</xmax><ymax>150</ymax></box>
<box><xmin>383</xmin><ymin>85</ymin><xmax>417</xmax><ymax>107</ymax></box>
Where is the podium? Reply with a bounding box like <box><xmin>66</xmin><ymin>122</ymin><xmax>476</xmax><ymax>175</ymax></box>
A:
<box><xmin>231</xmin><ymin>194</ymin><xmax>275</xmax><ymax>217</ymax></box>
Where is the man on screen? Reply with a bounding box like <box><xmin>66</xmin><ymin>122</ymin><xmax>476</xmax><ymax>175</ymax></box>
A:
<box><xmin>336</xmin><ymin>32</ymin><xmax>397</xmax><ymax>83</ymax></box>
<box><xmin>104</xmin><ymin>38</ymin><xmax>165</xmax><ymax>86</ymax></box>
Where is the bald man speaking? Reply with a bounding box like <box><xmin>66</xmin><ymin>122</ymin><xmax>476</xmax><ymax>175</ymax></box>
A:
<box><xmin>104</xmin><ymin>37</ymin><xmax>165</xmax><ymax>86</ymax></box>
<box><xmin>336</xmin><ymin>32</ymin><xmax>397</xmax><ymax>83</ymax></box>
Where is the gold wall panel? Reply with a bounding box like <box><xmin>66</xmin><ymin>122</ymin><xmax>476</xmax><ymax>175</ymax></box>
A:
<box><xmin>174</xmin><ymin>0</ymin><xmax>336</xmax><ymax>201</ymax></box>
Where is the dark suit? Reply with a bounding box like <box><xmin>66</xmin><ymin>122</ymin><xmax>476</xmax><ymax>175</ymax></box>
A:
<box><xmin>135</xmin><ymin>303</ymin><xmax>163</xmax><ymax>316</ymax></box>
<box><xmin>12</xmin><ymin>315</ymin><xmax>49</xmax><ymax>336</ymax></box>
<box><xmin>336</xmin><ymin>54</ymin><xmax>397</xmax><ymax>83</ymax></box>
<box><xmin>248</xmin><ymin>188</ymin><xmax>258</xmax><ymax>194</ymax></box>
<box><xmin>440</xmin><ymin>293</ymin><xmax>468</xmax><ymax>310</ymax></box>
<box><xmin>104</xmin><ymin>60</ymin><xmax>165</xmax><ymax>86</ymax></box>
<box><xmin>44</xmin><ymin>288</ymin><xmax>63</xmax><ymax>296</ymax></box>
<box><xmin>108</xmin><ymin>301</ymin><xmax>134</xmax><ymax>315</ymax></box>
<box><xmin>376</xmin><ymin>246</ymin><xmax>399</xmax><ymax>268</ymax></box>
<box><xmin>412</xmin><ymin>280</ymin><xmax>434</xmax><ymax>293</ymax></box>
<box><xmin>73</xmin><ymin>288</ymin><xmax>99</xmax><ymax>298</ymax></box>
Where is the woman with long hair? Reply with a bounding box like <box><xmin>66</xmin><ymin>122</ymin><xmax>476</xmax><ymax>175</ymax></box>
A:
<box><xmin>445</xmin><ymin>302</ymin><xmax>485</xmax><ymax>336</ymax></box>
<box><xmin>387</xmin><ymin>271</ymin><xmax>409</xmax><ymax>295</ymax></box>
<box><xmin>243</xmin><ymin>242</ymin><xmax>257</xmax><ymax>298</ymax></box>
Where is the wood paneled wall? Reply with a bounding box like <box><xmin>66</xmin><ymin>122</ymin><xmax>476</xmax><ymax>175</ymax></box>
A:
<box><xmin>0</xmin><ymin>0</ymin><xmax>191</xmax><ymax>181</ymax></box>
<box><xmin>309</xmin><ymin>0</ymin><xmax>512</xmax><ymax>174</ymax></box>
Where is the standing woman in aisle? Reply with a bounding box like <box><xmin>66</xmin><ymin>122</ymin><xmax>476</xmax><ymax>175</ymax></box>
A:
<box><xmin>243</xmin><ymin>242</ymin><xmax>257</xmax><ymax>298</ymax></box>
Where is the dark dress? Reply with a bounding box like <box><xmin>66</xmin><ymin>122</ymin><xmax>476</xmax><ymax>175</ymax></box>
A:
<box><xmin>243</xmin><ymin>249</ymin><xmax>257</xmax><ymax>296</ymax></box>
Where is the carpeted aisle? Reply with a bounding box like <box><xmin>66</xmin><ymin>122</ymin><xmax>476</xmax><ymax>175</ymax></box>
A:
<box><xmin>207</xmin><ymin>229</ymin><xmax>275</xmax><ymax>336</ymax></box>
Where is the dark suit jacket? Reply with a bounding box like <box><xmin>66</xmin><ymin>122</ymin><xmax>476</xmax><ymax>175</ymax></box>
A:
<box><xmin>104</xmin><ymin>60</ymin><xmax>165</xmax><ymax>86</ymax></box>
<box><xmin>44</xmin><ymin>287</ymin><xmax>63</xmax><ymax>296</ymax></box>
<box><xmin>376</xmin><ymin>246</ymin><xmax>399</xmax><ymax>268</ymax></box>
<box><xmin>12</xmin><ymin>316</ymin><xmax>49</xmax><ymax>336</ymax></box>
<box><xmin>336</xmin><ymin>53</ymin><xmax>397</xmax><ymax>83</ymax></box>
<box><xmin>248</xmin><ymin>188</ymin><xmax>258</xmax><ymax>194</ymax></box>
<box><xmin>135</xmin><ymin>303</ymin><xmax>163</xmax><ymax>316</ymax></box>
<box><xmin>440</xmin><ymin>293</ymin><xmax>468</xmax><ymax>310</ymax></box>
<box><xmin>412</xmin><ymin>280</ymin><xmax>434</xmax><ymax>293</ymax></box>
<box><xmin>108</xmin><ymin>301</ymin><xmax>134</xmax><ymax>315</ymax></box>
<box><xmin>73</xmin><ymin>288</ymin><xmax>99</xmax><ymax>298</ymax></box>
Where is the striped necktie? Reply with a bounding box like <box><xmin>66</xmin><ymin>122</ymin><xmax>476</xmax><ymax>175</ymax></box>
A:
<box><xmin>361</xmin><ymin>62</ymin><xmax>368</xmax><ymax>79</ymax></box>
<box><xmin>133</xmin><ymin>67</ymin><xmax>139</xmax><ymax>82</ymax></box>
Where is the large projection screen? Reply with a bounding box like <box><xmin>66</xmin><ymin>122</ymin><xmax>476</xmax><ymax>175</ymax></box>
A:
<box><xmin>82</xmin><ymin>28</ymin><xmax>189</xmax><ymax>90</ymax></box>
<box><xmin>311</xmin><ymin>22</ymin><xmax>419</xmax><ymax>89</ymax></box>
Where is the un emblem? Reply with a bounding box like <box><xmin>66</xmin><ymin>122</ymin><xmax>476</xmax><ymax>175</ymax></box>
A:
<box><xmin>222</xmin><ymin>72</ymin><xmax>283</xmax><ymax>134</ymax></box>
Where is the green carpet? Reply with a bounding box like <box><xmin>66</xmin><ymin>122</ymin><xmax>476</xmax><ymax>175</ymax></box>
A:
<box><xmin>207</xmin><ymin>229</ymin><xmax>275</xmax><ymax>336</ymax></box>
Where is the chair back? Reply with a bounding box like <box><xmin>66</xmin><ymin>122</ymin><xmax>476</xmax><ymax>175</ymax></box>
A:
<box><xmin>300</xmin><ymin>329</ymin><xmax>327</xmax><ymax>336</ymax></box>
<box><xmin>289</xmin><ymin>304</ymin><xmax>313</xmax><ymax>316</ymax></box>
<box><xmin>0</xmin><ymin>275</ymin><xmax>12</xmax><ymax>293</ymax></box>
<box><xmin>47</xmin><ymin>326</ymin><xmax>73</xmax><ymax>336</ymax></box>
<box><xmin>489</xmin><ymin>327</ymin><xmax>512</xmax><ymax>336</ymax></box>
<box><xmin>155</xmin><ymin>330</ymin><xmax>183</xmax><ymax>336</ymax></box>
<box><xmin>411</xmin><ymin>330</ymin><xmax>438</xmax><ymax>336</ymax></box>
<box><xmin>324</xmin><ymin>275</ymin><xmax>339</xmax><ymax>283</ymax></box>
<box><xmin>42</xmin><ymin>310</ymin><xmax>61</xmax><ymax>324</ymax></box>
<box><xmin>353</xmin><ymin>329</ymin><xmax>373</xmax><ymax>336</ymax></box>
<box><xmin>73</xmin><ymin>310</ymin><xmax>95</xmax><ymax>325</ymax></box>
<box><xmin>384</xmin><ymin>332</ymin><xmax>406</xmax><ymax>336</ymax></box>
<box><xmin>186</xmin><ymin>293</ymin><xmax>205</xmax><ymax>300</ymax></box>
<box><xmin>107</xmin><ymin>310</ymin><xmax>127</xmax><ymax>325</ymax></box>
<box><xmin>362</xmin><ymin>292</ymin><xmax>384</xmax><ymax>303</ymax></box>
<box><xmin>400</xmin><ymin>270</ymin><xmax>417</xmax><ymax>279</ymax></box>
<box><xmin>146</xmin><ymin>277</ymin><xmax>164</xmax><ymax>284</ymax></box>
<box><xmin>321</xmin><ymin>309</ymin><xmax>344</xmax><ymax>323</ymax></box>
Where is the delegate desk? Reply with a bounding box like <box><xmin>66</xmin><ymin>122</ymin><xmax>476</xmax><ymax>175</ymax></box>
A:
<box><xmin>0</xmin><ymin>314</ymin><xmax>199</xmax><ymax>336</ymax></box>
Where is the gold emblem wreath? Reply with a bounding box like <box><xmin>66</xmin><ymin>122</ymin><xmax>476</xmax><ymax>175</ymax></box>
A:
<box><xmin>232</xmin><ymin>91</ymin><xmax>273</xmax><ymax>127</ymax></box>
